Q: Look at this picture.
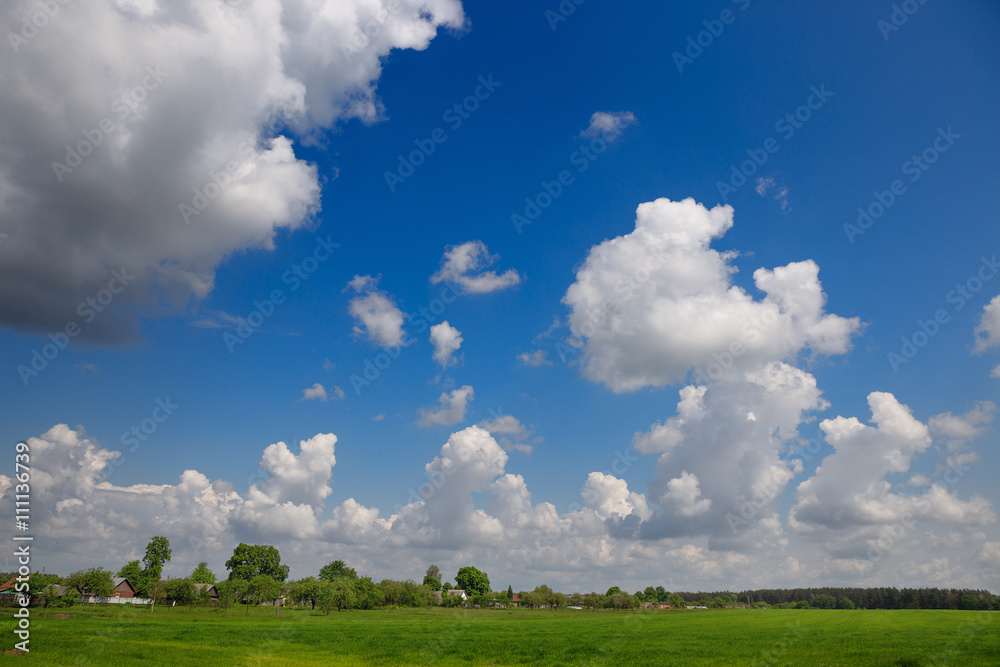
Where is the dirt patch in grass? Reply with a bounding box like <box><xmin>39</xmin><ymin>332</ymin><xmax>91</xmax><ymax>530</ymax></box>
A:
<box><xmin>3</xmin><ymin>649</ymin><xmax>26</xmax><ymax>655</ymax></box>
<box><xmin>52</xmin><ymin>613</ymin><xmax>70</xmax><ymax>619</ymax></box>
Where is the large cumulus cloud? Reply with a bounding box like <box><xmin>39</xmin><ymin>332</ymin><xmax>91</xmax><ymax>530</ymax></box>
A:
<box><xmin>0</xmin><ymin>0</ymin><xmax>464</xmax><ymax>341</ymax></box>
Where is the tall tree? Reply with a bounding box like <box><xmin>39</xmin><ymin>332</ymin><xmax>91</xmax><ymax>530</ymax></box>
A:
<box><xmin>226</xmin><ymin>543</ymin><xmax>289</xmax><ymax>582</ymax></box>
<box><xmin>455</xmin><ymin>566</ymin><xmax>490</xmax><ymax>596</ymax></box>
<box><xmin>319</xmin><ymin>559</ymin><xmax>357</xmax><ymax>582</ymax></box>
<box><xmin>190</xmin><ymin>562</ymin><xmax>216</xmax><ymax>584</ymax></box>
<box><xmin>425</xmin><ymin>564</ymin><xmax>441</xmax><ymax>582</ymax></box>
<box><xmin>142</xmin><ymin>536</ymin><xmax>172</xmax><ymax>581</ymax></box>
<box><xmin>506</xmin><ymin>585</ymin><xmax>514</xmax><ymax>600</ymax></box>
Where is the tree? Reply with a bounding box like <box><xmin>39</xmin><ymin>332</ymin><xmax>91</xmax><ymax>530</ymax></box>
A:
<box><xmin>216</xmin><ymin>579</ymin><xmax>249</xmax><ymax>612</ymax></box>
<box><xmin>67</xmin><ymin>568</ymin><xmax>114</xmax><ymax>597</ymax></box>
<box><xmin>164</xmin><ymin>578</ymin><xmax>196</xmax><ymax>605</ymax></box>
<box><xmin>506</xmin><ymin>585</ymin><xmax>514</xmax><ymax>600</ymax></box>
<box><xmin>455</xmin><ymin>566</ymin><xmax>490</xmax><ymax>596</ymax></box>
<box><xmin>319</xmin><ymin>559</ymin><xmax>357</xmax><ymax>582</ymax></box>
<box><xmin>353</xmin><ymin>577</ymin><xmax>385</xmax><ymax>610</ymax></box>
<box><xmin>666</xmin><ymin>593</ymin><xmax>686</xmax><ymax>608</ymax></box>
<box><xmin>142</xmin><ymin>536</ymin><xmax>172</xmax><ymax>581</ymax></box>
<box><xmin>245</xmin><ymin>575</ymin><xmax>282</xmax><ymax>613</ymax></box>
<box><xmin>425</xmin><ymin>564</ymin><xmax>441</xmax><ymax>582</ymax></box>
<box><xmin>288</xmin><ymin>577</ymin><xmax>322</xmax><ymax>610</ymax></box>
<box><xmin>605</xmin><ymin>586</ymin><xmax>622</xmax><ymax>597</ymax></box>
<box><xmin>226</xmin><ymin>543</ymin><xmax>289</xmax><ymax>582</ymax></box>
<box><xmin>422</xmin><ymin>575</ymin><xmax>441</xmax><ymax>591</ymax></box>
<box><xmin>117</xmin><ymin>560</ymin><xmax>149</xmax><ymax>596</ymax></box>
<box><xmin>190</xmin><ymin>562</ymin><xmax>216</xmax><ymax>584</ymax></box>
<box><xmin>442</xmin><ymin>582</ymin><xmax>453</xmax><ymax>592</ymax></box>
<box><xmin>811</xmin><ymin>594</ymin><xmax>835</xmax><ymax>609</ymax></box>
<box><xmin>837</xmin><ymin>597</ymin><xmax>856</xmax><ymax>610</ymax></box>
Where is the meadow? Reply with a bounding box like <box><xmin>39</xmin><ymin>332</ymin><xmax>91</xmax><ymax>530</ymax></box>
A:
<box><xmin>1</xmin><ymin>605</ymin><xmax>997</xmax><ymax>666</ymax></box>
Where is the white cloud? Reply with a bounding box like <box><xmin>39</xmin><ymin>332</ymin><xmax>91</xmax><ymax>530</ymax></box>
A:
<box><xmin>580</xmin><ymin>111</ymin><xmax>637</xmax><ymax>140</ymax></box>
<box><xmin>755</xmin><ymin>176</ymin><xmax>790</xmax><ymax>211</ymax></box>
<box><xmin>0</xmin><ymin>0</ymin><xmax>464</xmax><ymax>342</ymax></box>
<box><xmin>517</xmin><ymin>350</ymin><xmax>552</xmax><ymax>367</ymax></box>
<box><xmin>430</xmin><ymin>241</ymin><xmax>521</xmax><ymax>294</ymax></box>
<box><xmin>2</xmin><ymin>416</ymin><xmax>997</xmax><ymax>593</ymax></box>
<box><xmin>416</xmin><ymin>385</ymin><xmax>474</xmax><ymax>427</ymax></box>
<box><xmin>301</xmin><ymin>383</ymin><xmax>329</xmax><ymax>401</ymax></box>
<box><xmin>562</xmin><ymin>197</ymin><xmax>861</xmax><ymax>393</ymax></box>
<box><xmin>790</xmin><ymin>392</ymin><xmax>994</xmax><ymax>532</ymax></box>
<box><xmin>430</xmin><ymin>321</ymin><xmax>463</xmax><ymax>367</ymax></box>
<box><xmin>348</xmin><ymin>274</ymin><xmax>406</xmax><ymax>347</ymax></box>
<box><xmin>974</xmin><ymin>295</ymin><xmax>1000</xmax><ymax>354</ymax></box>
<box><xmin>478</xmin><ymin>414</ymin><xmax>536</xmax><ymax>454</ymax></box>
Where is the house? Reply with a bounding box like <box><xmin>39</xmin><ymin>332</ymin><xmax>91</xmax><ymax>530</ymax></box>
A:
<box><xmin>112</xmin><ymin>577</ymin><xmax>136</xmax><ymax>598</ymax></box>
<box><xmin>446</xmin><ymin>589</ymin><xmax>468</xmax><ymax>601</ymax></box>
<box><xmin>192</xmin><ymin>583</ymin><xmax>219</xmax><ymax>603</ymax></box>
<box><xmin>511</xmin><ymin>594</ymin><xmax>521</xmax><ymax>606</ymax></box>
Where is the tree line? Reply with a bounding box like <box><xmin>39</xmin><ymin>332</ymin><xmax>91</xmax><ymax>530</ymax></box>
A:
<box><xmin>10</xmin><ymin>536</ymin><xmax>998</xmax><ymax>613</ymax></box>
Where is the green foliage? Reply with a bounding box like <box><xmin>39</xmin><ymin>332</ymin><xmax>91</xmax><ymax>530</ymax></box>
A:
<box><xmin>811</xmin><ymin>594</ymin><xmax>836</xmax><ymax>609</ymax></box>
<box><xmin>837</xmin><ymin>597</ymin><xmax>856</xmax><ymax>610</ymax></box>
<box><xmin>455</xmin><ymin>566</ymin><xmax>490</xmax><ymax>596</ymax></box>
<box><xmin>190</xmin><ymin>562</ymin><xmax>216</xmax><ymax>584</ymax></box>
<box><xmin>61</xmin><ymin>587</ymin><xmax>81</xmax><ymax>607</ymax></box>
<box><xmin>143</xmin><ymin>536</ymin><xmax>172</xmax><ymax>581</ymax></box>
<box><xmin>441</xmin><ymin>581</ymin><xmax>453</xmax><ymax>592</ymax></box>
<box><xmin>379</xmin><ymin>579</ymin><xmax>434</xmax><ymax>608</ymax></box>
<box><xmin>605</xmin><ymin>586</ymin><xmax>621</xmax><ymax>597</ymax></box>
<box><xmin>425</xmin><ymin>565</ymin><xmax>440</xmax><ymax>582</ymax></box>
<box><xmin>319</xmin><ymin>559</ymin><xmax>357</xmax><ymax>582</ymax></box>
<box><xmin>226</xmin><ymin>543</ymin><xmax>289</xmax><ymax>583</ymax></box>
<box><xmin>66</xmin><ymin>567</ymin><xmax>114</xmax><ymax>597</ymax></box>
<box><xmin>422</xmin><ymin>575</ymin><xmax>441</xmax><ymax>591</ymax></box>
<box><xmin>215</xmin><ymin>579</ymin><xmax>249</xmax><ymax>611</ymax></box>
<box><xmin>165</xmin><ymin>578</ymin><xmax>197</xmax><ymax>604</ymax></box>
<box><xmin>247</xmin><ymin>574</ymin><xmax>282</xmax><ymax>608</ymax></box>
<box><xmin>288</xmin><ymin>577</ymin><xmax>322</xmax><ymax>609</ymax></box>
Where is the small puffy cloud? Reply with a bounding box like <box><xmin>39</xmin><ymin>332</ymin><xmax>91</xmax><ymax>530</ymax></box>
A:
<box><xmin>322</xmin><ymin>359</ymin><xmax>336</xmax><ymax>372</ymax></box>
<box><xmin>478</xmin><ymin>414</ymin><xmax>535</xmax><ymax>455</ymax></box>
<box><xmin>372</xmin><ymin>413</ymin><xmax>385</xmax><ymax>422</ymax></box>
<box><xmin>416</xmin><ymin>385</ymin><xmax>474</xmax><ymax>427</ymax></box>
<box><xmin>301</xmin><ymin>383</ymin><xmax>329</xmax><ymax>401</ymax></box>
<box><xmin>580</xmin><ymin>111</ymin><xmax>637</xmax><ymax>140</ymax></box>
<box><xmin>583</xmin><ymin>472</ymin><xmax>650</xmax><ymax>520</ymax></box>
<box><xmin>562</xmin><ymin>197</ymin><xmax>861</xmax><ymax>393</ymax></box>
<box><xmin>973</xmin><ymin>295</ymin><xmax>1000</xmax><ymax>353</ymax></box>
<box><xmin>431</xmin><ymin>241</ymin><xmax>521</xmax><ymax>294</ymax></box>
<box><xmin>430</xmin><ymin>321</ymin><xmax>463</xmax><ymax>367</ymax></box>
<box><xmin>517</xmin><ymin>350</ymin><xmax>552</xmax><ymax>367</ymax></box>
<box><xmin>347</xmin><ymin>274</ymin><xmax>406</xmax><ymax>347</ymax></box>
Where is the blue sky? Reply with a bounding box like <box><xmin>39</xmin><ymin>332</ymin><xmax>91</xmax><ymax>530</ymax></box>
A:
<box><xmin>1</xmin><ymin>0</ymin><xmax>998</xmax><ymax>593</ymax></box>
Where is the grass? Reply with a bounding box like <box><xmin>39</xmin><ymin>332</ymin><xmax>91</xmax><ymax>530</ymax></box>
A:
<box><xmin>1</xmin><ymin>605</ymin><xmax>997</xmax><ymax>665</ymax></box>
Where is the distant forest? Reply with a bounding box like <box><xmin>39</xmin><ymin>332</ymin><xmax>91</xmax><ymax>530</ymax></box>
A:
<box><xmin>671</xmin><ymin>587</ymin><xmax>998</xmax><ymax>611</ymax></box>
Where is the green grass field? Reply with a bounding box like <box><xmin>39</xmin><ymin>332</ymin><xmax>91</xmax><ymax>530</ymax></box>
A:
<box><xmin>1</xmin><ymin>605</ymin><xmax>997</xmax><ymax>666</ymax></box>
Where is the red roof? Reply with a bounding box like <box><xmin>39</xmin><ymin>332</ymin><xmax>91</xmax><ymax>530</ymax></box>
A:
<box><xmin>512</xmin><ymin>594</ymin><xmax>520</xmax><ymax>602</ymax></box>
